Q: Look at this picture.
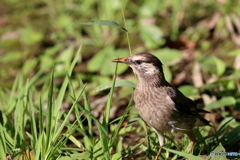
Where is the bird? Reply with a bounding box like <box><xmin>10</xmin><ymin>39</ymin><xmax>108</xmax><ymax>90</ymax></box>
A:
<box><xmin>112</xmin><ymin>52</ymin><xmax>211</xmax><ymax>160</ymax></box>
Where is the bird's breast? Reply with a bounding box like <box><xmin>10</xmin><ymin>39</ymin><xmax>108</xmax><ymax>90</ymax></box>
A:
<box><xmin>134</xmin><ymin>86</ymin><xmax>198</xmax><ymax>133</ymax></box>
<box><xmin>134</xmin><ymin>86</ymin><xmax>177</xmax><ymax>132</ymax></box>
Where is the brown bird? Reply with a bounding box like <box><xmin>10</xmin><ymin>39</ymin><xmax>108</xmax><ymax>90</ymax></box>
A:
<box><xmin>112</xmin><ymin>52</ymin><xmax>211</xmax><ymax>160</ymax></box>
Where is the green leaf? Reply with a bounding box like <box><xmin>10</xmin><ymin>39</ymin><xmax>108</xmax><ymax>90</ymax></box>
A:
<box><xmin>81</xmin><ymin>20</ymin><xmax>127</xmax><ymax>32</ymax></box>
<box><xmin>67</xmin><ymin>134</ymin><xmax>84</xmax><ymax>149</ymax></box>
<box><xmin>95</xmin><ymin>80</ymin><xmax>135</xmax><ymax>92</ymax></box>
<box><xmin>39</xmin><ymin>55</ymin><xmax>54</xmax><ymax>71</ymax></box>
<box><xmin>56</xmin><ymin>46</ymin><xmax>75</xmax><ymax>71</ymax></box>
<box><xmin>205</xmin><ymin>96</ymin><xmax>236</xmax><ymax>109</ymax></box>
<box><xmin>57</xmin><ymin>46</ymin><xmax>74</xmax><ymax>63</ymax></box>
<box><xmin>118</xmin><ymin>86</ymin><xmax>134</xmax><ymax>99</ymax></box>
<box><xmin>163</xmin><ymin>147</ymin><xmax>203</xmax><ymax>160</ymax></box>
<box><xmin>44</xmin><ymin>44</ymin><xmax>62</xmax><ymax>56</ymax></box>
<box><xmin>178</xmin><ymin>85</ymin><xmax>199</xmax><ymax>98</ymax></box>
<box><xmin>151</xmin><ymin>49</ymin><xmax>182</xmax><ymax>82</ymax></box>
<box><xmin>152</xmin><ymin>48</ymin><xmax>182</xmax><ymax>63</ymax></box>
<box><xmin>87</xmin><ymin>47</ymin><xmax>129</xmax><ymax>75</ymax></box>
<box><xmin>87</xmin><ymin>47</ymin><xmax>113</xmax><ymax>72</ymax></box>
<box><xmin>218</xmin><ymin>117</ymin><xmax>236</xmax><ymax>129</ymax></box>
<box><xmin>57</xmin><ymin>14</ymin><xmax>73</xmax><ymax>30</ymax></box>
<box><xmin>0</xmin><ymin>52</ymin><xmax>22</xmax><ymax>62</ymax></box>
<box><xmin>162</xmin><ymin>65</ymin><xmax>172</xmax><ymax>82</ymax></box>
<box><xmin>92</xmin><ymin>76</ymin><xmax>111</xmax><ymax>87</ymax></box>
<box><xmin>112</xmin><ymin>153</ymin><xmax>122</xmax><ymax>160</ymax></box>
<box><xmin>200</xmin><ymin>56</ymin><xmax>226</xmax><ymax>76</ymax></box>
<box><xmin>139</xmin><ymin>24</ymin><xmax>164</xmax><ymax>49</ymax></box>
<box><xmin>58</xmin><ymin>153</ymin><xmax>91</xmax><ymax>160</ymax></box>
<box><xmin>206</xmin><ymin>143</ymin><xmax>226</xmax><ymax>160</ymax></box>
<box><xmin>228</xmin><ymin>49</ymin><xmax>240</xmax><ymax>56</ymax></box>
<box><xmin>20</xmin><ymin>26</ymin><xmax>43</xmax><ymax>45</ymax></box>
<box><xmin>226</xmin><ymin>80</ymin><xmax>236</xmax><ymax>90</ymax></box>
<box><xmin>22</xmin><ymin>58</ymin><xmax>38</xmax><ymax>75</ymax></box>
<box><xmin>58</xmin><ymin>156</ymin><xmax>75</xmax><ymax>160</ymax></box>
<box><xmin>213</xmin><ymin>57</ymin><xmax>226</xmax><ymax>76</ymax></box>
<box><xmin>221</xmin><ymin>126</ymin><xmax>240</xmax><ymax>146</ymax></box>
<box><xmin>139</xmin><ymin>0</ymin><xmax>160</xmax><ymax>17</ymax></box>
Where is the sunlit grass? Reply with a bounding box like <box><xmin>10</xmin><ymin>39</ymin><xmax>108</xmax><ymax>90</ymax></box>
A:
<box><xmin>0</xmin><ymin>0</ymin><xmax>240</xmax><ymax>159</ymax></box>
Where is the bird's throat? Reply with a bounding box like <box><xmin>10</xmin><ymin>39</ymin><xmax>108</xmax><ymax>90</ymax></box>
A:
<box><xmin>137</xmin><ymin>74</ymin><xmax>167</xmax><ymax>87</ymax></box>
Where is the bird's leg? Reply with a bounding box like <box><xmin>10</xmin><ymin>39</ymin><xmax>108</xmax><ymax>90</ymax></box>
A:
<box><xmin>189</xmin><ymin>141</ymin><xmax>195</xmax><ymax>154</ymax></box>
<box><xmin>186</xmin><ymin>131</ymin><xmax>196</xmax><ymax>154</ymax></box>
<box><xmin>154</xmin><ymin>132</ymin><xmax>165</xmax><ymax>160</ymax></box>
<box><xmin>155</xmin><ymin>147</ymin><xmax>163</xmax><ymax>160</ymax></box>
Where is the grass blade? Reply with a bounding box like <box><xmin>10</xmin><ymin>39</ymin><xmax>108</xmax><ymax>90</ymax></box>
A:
<box><xmin>81</xmin><ymin>20</ymin><xmax>127</xmax><ymax>32</ymax></box>
<box><xmin>95</xmin><ymin>80</ymin><xmax>135</xmax><ymax>92</ymax></box>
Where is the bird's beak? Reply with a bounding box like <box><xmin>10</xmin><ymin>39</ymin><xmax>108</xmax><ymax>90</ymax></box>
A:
<box><xmin>112</xmin><ymin>57</ymin><xmax>130</xmax><ymax>64</ymax></box>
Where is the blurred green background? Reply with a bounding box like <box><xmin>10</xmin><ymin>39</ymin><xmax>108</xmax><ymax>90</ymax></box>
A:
<box><xmin>1</xmin><ymin>0</ymin><xmax>240</xmax><ymax>159</ymax></box>
<box><xmin>1</xmin><ymin>0</ymin><xmax>239</xmax><ymax>88</ymax></box>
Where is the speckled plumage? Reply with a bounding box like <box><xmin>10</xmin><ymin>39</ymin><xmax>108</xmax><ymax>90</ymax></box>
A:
<box><xmin>112</xmin><ymin>52</ymin><xmax>210</xmax><ymax>158</ymax></box>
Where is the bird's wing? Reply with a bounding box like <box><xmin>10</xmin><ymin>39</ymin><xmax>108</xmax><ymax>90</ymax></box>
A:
<box><xmin>166</xmin><ymin>87</ymin><xmax>211</xmax><ymax>126</ymax></box>
<box><xmin>166</xmin><ymin>87</ymin><xmax>209</xmax><ymax>115</ymax></box>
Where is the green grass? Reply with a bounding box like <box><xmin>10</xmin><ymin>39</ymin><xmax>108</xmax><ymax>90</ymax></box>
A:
<box><xmin>0</xmin><ymin>47</ymin><xmax>239</xmax><ymax>159</ymax></box>
<box><xmin>1</xmin><ymin>0</ymin><xmax>240</xmax><ymax>159</ymax></box>
<box><xmin>0</xmin><ymin>45</ymin><xmax>135</xmax><ymax>160</ymax></box>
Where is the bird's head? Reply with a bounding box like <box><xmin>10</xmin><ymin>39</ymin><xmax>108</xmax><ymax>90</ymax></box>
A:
<box><xmin>112</xmin><ymin>52</ymin><xmax>166</xmax><ymax>85</ymax></box>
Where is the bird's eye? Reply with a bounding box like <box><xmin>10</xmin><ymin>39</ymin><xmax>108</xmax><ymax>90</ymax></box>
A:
<box><xmin>135</xmin><ymin>60</ymin><xmax>142</xmax><ymax>65</ymax></box>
